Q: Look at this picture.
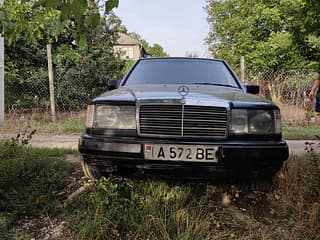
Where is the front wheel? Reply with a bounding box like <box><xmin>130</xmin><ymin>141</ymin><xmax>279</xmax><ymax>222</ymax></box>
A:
<box><xmin>81</xmin><ymin>158</ymin><xmax>101</xmax><ymax>179</ymax></box>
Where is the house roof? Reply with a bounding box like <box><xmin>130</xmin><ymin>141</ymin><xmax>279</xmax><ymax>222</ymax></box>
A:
<box><xmin>116</xmin><ymin>33</ymin><xmax>142</xmax><ymax>45</ymax></box>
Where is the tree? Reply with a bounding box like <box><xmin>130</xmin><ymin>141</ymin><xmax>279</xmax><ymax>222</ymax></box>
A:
<box><xmin>0</xmin><ymin>1</ymin><xmax>69</xmax><ymax>45</ymax></box>
<box><xmin>288</xmin><ymin>0</ymin><xmax>320</xmax><ymax>71</ymax></box>
<box><xmin>129</xmin><ymin>32</ymin><xmax>169</xmax><ymax>57</ymax></box>
<box><xmin>105</xmin><ymin>15</ymin><xmax>169</xmax><ymax>57</ymax></box>
<box><xmin>148</xmin><ymin>43</ymin><xmax>169</xmax><ymax>57</ymax></box>
<box><xmin>2</xmin><ymin>0</ymin><xmax>124</xmax><ymax>111</ymax></box>
<box><xmin>205</xmin><ymin>0</ymin><xmax>313</xmax><ymax>70</ymax></box>
<box><xmin>185</xmin><ymin>52</ymin><xmax>199</xmax><ymax>58</ymax></box>
<box><xmin>54</xmin><ymin>15</ymin><xmax>124</xmax><ymax>111</ymax></box>
<box><xmin>0</xmin><ymin>0</ymin><xmax>119</xmax><ymax>44</ymax></box>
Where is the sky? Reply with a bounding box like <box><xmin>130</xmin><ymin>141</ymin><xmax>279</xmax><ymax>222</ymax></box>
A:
<box><xmin>113</xmin><ymin>0</ymin><xmax>210</xmax><ymax>57</ymax></box>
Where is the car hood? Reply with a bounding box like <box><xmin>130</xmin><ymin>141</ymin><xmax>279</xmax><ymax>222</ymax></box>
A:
<box><xmin>93</xmin><ymin>84</ymin><xmax>276</xmax><ymax>108</ymax></box>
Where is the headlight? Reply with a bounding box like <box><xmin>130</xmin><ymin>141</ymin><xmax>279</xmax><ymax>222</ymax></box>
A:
<box><xmin>86</xmin><ymin>105</ymin><xmax>95</xmax><ymax>128</ymax></box>
<box><xmin>94</xmin><ymin>105</ymin><xmax>136</xmax><ymax>129</ymax></box>
<box><xmin>274</xmin><ymin>110</ymin><xmax>282</xmax><ymax>134</ymax></box>
<box><xmin>231</xmin><ymin>109</ymin><xmax>281</xmax><ymax>134</ymax></box>
<box><xmin>230</xmin><ymin>109</ymin><xmax>248</xmax><ymax>133</ymax></box>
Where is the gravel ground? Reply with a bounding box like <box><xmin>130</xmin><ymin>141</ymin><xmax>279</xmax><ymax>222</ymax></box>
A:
<box><xmin>1</xmin><ymin>134</ymin><xmax>319</xmax><ymax>156</ymax></box>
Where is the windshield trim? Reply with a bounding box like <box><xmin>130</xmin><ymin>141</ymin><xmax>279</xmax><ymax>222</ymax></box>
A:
<box><xmin>122</xmin><ymin>58</ymin><xmax>242</xmax><ymax>89</ymax></box>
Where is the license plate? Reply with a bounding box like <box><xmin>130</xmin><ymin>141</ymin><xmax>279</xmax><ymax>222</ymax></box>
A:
<box><xmin>144</xmin><ymin>144</ymin><xmax>219</xmax><ymax>162</ymax></box>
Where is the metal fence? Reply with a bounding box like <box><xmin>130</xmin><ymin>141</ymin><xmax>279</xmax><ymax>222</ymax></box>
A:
<box><xmin>4</xmin><ymin>73</ymin><xmax>105</xmax><ymax>120</ymax></box>
<box><xmin>244</xmin><ymin>69</ymin><xmax>318</xmax><ymax>125</ymax></box>
<box><xmin>245</xmin><ymin>69</ymin><xmax>316</xmax><ymax>108</ymax></box>
<box><xmin>3</xmin><ymin>69</ymin><xmax>318</xmax><ymax>124</ymax></box>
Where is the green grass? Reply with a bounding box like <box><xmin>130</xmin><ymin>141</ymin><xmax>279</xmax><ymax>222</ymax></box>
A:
<box><xmin>283</xmin><ymin>125</ymin><xmax>320</xmax><ymax>140</ymax></box>
<box><xmin>33</xmin><ymin>116</ymin><xmax>85</xmax><ymax>135</ymax></box>
<box><xmin>66</xmin><ymin>152</ymin><xmax>320</xmax><ymax>240</ymax></box>
<box><xmin>0</xmin><ymin>114</ymin><xmax>85</xmax><ymax>135</ymax></box>
<box><xmin>0</xmin><ymin>139</ymin><xmax>76</xmax><ymax>239</ymax></box>
<box><xmin>2</xmin><ymin>133</ymin><xmax>320</xmax><ymax>239</ymax></box>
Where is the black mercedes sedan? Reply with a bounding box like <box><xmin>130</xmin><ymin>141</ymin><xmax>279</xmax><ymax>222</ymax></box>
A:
<box><xmin>79</xmin><ymin>57</ymin><xmax>289</xmax><ymax>183</ymax></box>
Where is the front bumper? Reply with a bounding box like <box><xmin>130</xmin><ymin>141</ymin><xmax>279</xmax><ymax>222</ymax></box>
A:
<box><xmin>78</xmin><ymin>134</ymin><xmax>289</xmax><ymax>179</ymax></box>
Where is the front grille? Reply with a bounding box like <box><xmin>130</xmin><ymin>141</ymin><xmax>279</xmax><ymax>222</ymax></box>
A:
<box><xmin>139</xmin><ymin>105</ymin><xmax>228</xmax><ymax>138</ymax></box>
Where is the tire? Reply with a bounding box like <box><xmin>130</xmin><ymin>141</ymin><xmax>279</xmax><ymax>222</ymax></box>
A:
<box><xmin>81</xmin><ymin>158</ymin><xmax>101</xmax><ymax>179</ymax></box>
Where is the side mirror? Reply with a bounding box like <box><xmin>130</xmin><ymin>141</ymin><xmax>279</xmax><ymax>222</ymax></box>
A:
<box><xmin>245</xmin><ymin>85</ymin><xmax>260</xmax><ymax>94</ymax></box>
<box><xmin>107</xmin><ymin>80</ymin><xmax>121</xmax><ymax>90</ymax></box>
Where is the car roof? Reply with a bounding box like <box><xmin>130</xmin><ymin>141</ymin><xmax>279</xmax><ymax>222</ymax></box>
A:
<box><xmin>139</xmin><ymin>57</ymin><xmax>225</xmax><ymax>63</ymax></box>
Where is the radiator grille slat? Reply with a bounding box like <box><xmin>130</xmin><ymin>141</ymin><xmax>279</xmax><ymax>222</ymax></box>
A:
<box><xmin>139</xmin><ymin>104</ymin><xmax>228</xmax><ymax>138</ymax></box>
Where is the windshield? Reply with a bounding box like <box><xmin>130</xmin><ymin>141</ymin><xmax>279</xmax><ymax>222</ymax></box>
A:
<box><xmin>124</xmin><ymin>59</ymin><xmax>240</xmax><ymax>88</ymax></box>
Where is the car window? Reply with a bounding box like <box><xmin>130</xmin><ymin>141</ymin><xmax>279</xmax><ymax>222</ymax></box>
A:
<box><xmin>125</xmin><ymin>59</ymin><xmax>239</xmax><ymax>88</ymax></box>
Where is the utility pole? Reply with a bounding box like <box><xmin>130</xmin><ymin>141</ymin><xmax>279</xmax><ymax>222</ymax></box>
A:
<box><xmin>47</xmin><ymin>43</ymin><xmax>56</xmax><ymax>122</ymax></box>
<box><xmin>0</xmin><ymin>0</ymin><xmax>4</xmax><ymax>122</ymax></box>
<box><xmin>240</xmin><ymin>56</ymin><xmax>246</xmax><ymax>84</ymax></box>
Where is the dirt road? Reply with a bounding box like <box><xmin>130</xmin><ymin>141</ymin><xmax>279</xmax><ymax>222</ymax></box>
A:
<box><xmin>1</xmin><ymin>134</ymin><xmax>319</xmax><ymax>156</ymax></box>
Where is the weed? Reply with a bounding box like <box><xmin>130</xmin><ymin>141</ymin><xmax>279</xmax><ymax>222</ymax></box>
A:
<box><xmin>274</xmin><ymin>152</ymin><xmax>320</xmax><ymax>238</ymax></box>
<box><xmin>304</xmin><ymin>105</ymin><xmax>315</xmax><ymax>124</ymax></box>
<box><xmin>0</xmin><ymin>133</ymin><xmax>75</xmax><ymax>237</ymax></box>
<box><xmin>0</xmin><ymin>129</ymin><xmax>36</xmax><ymax>159</ymax></box>
<box><xmin>0</xmin><ymin>129</ymin><xmax>319</xmax><ymax>239</ymax></box>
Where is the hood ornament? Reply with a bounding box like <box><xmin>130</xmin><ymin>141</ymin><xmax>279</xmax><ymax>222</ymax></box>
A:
<box><xmin>178</xmin><ymin>85</ymin><xmax>189</xmax><ymax>97</ymax></box>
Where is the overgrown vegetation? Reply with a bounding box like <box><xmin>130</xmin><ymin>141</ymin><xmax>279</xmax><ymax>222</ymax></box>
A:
<box><xmin>1</xmin><ymin>133</ymin><xmax>320</xmax><ymax>239</ymax></box>
<box><xmin>2</xmin><ymin>0</ymin><xmax>124</xmax><ymax>112</ymax></box>
<box><xmin>2</xmin><ymin>1</ymin><xmax>171</xmax><ymax>114</ymax></box>
<box><xmin>206</xmin><ymin>0</ymin><xmax>320</xmax><ymax>71</ymax></box>
<box><xmin>65</xmin><ymin>150</ymin><xmax>320</xmax><ymax>240</ymax></box>
<box><xmin>205</xmin><ymin>0</ymin><xmax>319</xmax><ymax>112</ymax></box>
<box><xmin>0</xmin><ymin>133</ymin><xmax>75</xmax><ymax>239</ymax></box>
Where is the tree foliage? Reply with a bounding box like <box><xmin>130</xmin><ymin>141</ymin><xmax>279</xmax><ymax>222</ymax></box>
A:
<box><xmin>129</xmin><ymin>32</ymin><xmax>169</xmax><ymax>57</ymax></box>
<box><xmin>53</xmin><ymin>16</ymin><xmax>124</xmax><ymax>111</ymax></box>
<box><xmin>4</xmin><ymin>1</ymin><xmax>124</xmax><ymax>111</ymax></box>
<box><xmin>185</xmin><ymin>52</ymin><xmax>200</xmax><ymax>58</ymax></box>
<box><xmin>0</xmin><ymin>0</ymin><xmax>70</xmax><ymax>45</ymax></box>
<box><xmin>289</xmin><ymin>0</ymin><xmax>320</xmax><ymax>71</ymax></box>
<box><xmin>0</xmin><ymin>0</ymin><xmax>119</xmax><ymax>44</ymax></box>
<box><xmin>205</xmin><ymin>0</ymin><xmax>319</xmax><ymax>70</ymax></box>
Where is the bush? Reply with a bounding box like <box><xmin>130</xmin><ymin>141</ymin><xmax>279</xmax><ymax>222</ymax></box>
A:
<box><xmin>5</xmin><ymin>17</ymin><xmax>125</xmax><ymax>112</ymax></box>
<box><xmin>54</xmin><ymin>41</ymin><xmax>124</xmax><ymax>111</ymax></box>
<box><xmin>5</xmin><ymin>42</ymin><xmax>49</xmax><ymax>111</ymax></box>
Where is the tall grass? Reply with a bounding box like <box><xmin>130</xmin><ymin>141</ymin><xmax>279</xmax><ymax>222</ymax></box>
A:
<box><xmin>1</xmin><ymin>133</ymin><xmax>319</xmax><ymax>239</ymax></box>
<box><xmin>67</xmin><ymin>178</ymin><xmax>219</xmax><ymax>240</ymax></box>
<box><xmin>273</xmin><ymin>152</ymin><xmax>320</xmax><ymax>239</ymax></box>
<box><xmin>67</xmin><ymin>152</ymin><xmax>320</xmax><ymax>240</ymax></box>
<box><xmin>0</xmin><ymin>135</ymin><xmax>75</xmax><ymax>238</ymax></box>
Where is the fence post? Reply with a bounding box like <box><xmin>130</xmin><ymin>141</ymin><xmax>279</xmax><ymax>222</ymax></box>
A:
<box><xmin>240</xmin><ymin>56</ymin><xmax>245</xmax><ymax>83</ymax></box>
<box><xmin>0</xmin><ymin>0</ymin><xmax>4</xmax><ymax>122</ymax></box>
<box><xmin>47</xmin><ymin>43</ymin><xmax>56</xmax><ymax>122</ymax></box>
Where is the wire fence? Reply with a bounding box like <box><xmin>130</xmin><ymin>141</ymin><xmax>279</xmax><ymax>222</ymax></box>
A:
<box><xmin>3</xmin><ymin>68</ymin><xmax>319</xmax><ymax>124</ymax></box>
<box><xmin>244</xmin><ymin>69</ymin><xmax>318</xmax><ymax>125</ymax></box>
<box><xmin>245</xmin><ymin>69</ymin><xmax>316</xmax><ymax>108</ymax></box>
<box><xmin>4</xmin><ymin>73</ymin><xmax>106</xmax><ymax>120</ymax></box>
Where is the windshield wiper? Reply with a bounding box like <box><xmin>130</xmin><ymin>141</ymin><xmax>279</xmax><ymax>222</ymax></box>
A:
<box><xmin>191</xmin><ymin>82</ymin><xmax>238</xmax><ymax>88</ymax></box>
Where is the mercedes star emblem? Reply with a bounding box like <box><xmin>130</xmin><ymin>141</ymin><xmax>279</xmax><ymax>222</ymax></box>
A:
<box><xmin>178</xmin><ymin>85</ymin><xmax>189</xmax><ymax>97</ymax></box>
